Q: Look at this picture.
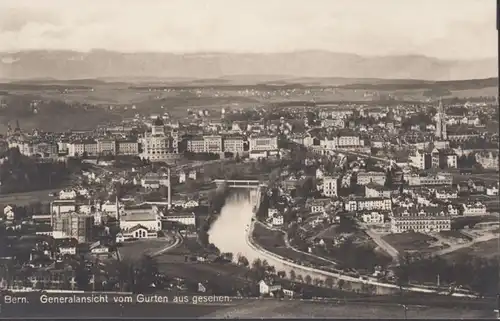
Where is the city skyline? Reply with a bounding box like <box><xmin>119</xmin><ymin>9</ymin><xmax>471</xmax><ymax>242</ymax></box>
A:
<box><xmin>0</xmin><ymin>0</ymin><xmax>497</xmax><ymax>60</ymax></box>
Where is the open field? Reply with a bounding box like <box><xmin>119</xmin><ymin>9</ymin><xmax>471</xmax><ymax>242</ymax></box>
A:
<box><xmin>383</xmin><ymin>232</ymin><xmax>438</xmax><ymax>253</ymax></box>
<box><xmin>252</xmin><ymin>223</ymin><xmax>333</xmax><ymax>267</ymax></box>
<box><xmin>118</xmin><ymin>237</ymin><xmax>176</xmax><ymax>261</ymax></box>
<box><xmin>443</xmin><ymin>238</ymin><xmax>499</xmax><ymax>261</ymax></box>
<box><xmin>439</xmin><ymin>230</ymin><xmax>472</xmax><ymax>242</ymax></box>
<box><xmin>0</xmin><ymin>188</ymin><xmax>61</xmax><ymax>206</ymax></box>
<box><xmin>206</xmin><ymin>298</ymin><xmax>494</xmax><ymax>319</ymax></box>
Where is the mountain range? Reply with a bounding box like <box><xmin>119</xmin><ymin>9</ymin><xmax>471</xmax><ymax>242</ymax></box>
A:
<box><xmin>0</xmin><ymin>50</ymin><xmax>496</xmax><ymax>81</ymax></box>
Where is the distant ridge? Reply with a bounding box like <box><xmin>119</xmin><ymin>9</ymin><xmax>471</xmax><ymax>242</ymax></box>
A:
<box><xmin>0</xmin><ymin>50</ymin><xmax>496</xmax><ymax>81</ymax></box>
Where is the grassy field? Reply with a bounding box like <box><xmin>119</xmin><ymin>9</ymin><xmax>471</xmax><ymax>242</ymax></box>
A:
<box><xmin>252</xmin><ymin>223</ymin><xmax>336</xmax><ymax>266</ymax></box>
<box><xmin>0</xmin><ymin>188</ymin><xmax>61</xmax><ymax>206</ymax></box>
<box><xmin>439</xmin><ymin>230</ymin><xmax>472</xmax><ymax>242</ymax></box>
<box><xmin>118</xmin><ymin>237</ymin><xmax>175</xmax><ymax>261</ymax></box>
<box><xmin>206</xmin><ymin>299</ymin><xmax>494</xmax><ymax>319</ymax></box>
<box><xmin>383</xmin><ymin>232</ymin><xmax>438</xmax><ymax>253</ymax></box>
<box><xmin>444</xmin><ymin>238</ymin><xmax>499</xmax><ymax>260</ymax></box>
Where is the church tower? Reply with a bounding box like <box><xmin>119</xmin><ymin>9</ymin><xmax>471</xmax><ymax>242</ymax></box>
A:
<box><xmin>435</xmin><ymin>99</ymin><xmax>447</xmax><ymax>140</ymax></box>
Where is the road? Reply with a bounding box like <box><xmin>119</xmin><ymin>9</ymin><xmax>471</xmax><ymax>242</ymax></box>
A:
<box><xmin>244</xmin><ymin>191</ymin><xmax>478</xmax><ymax>297</ymax></box>
<box><xmin>363</xmin><ymin>228</ymin><xmax>400</xmax><ymax>262</ymax></box>
<box><xmin>255</xmin><ymin>220</ymin><xmax>339</xmax><ymax>267</ymax></box>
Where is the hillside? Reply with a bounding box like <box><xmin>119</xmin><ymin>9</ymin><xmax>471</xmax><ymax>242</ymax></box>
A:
<box><xmin>0</xmin><ymin>50</ymin><xmax>496</xmax><ymax>81</ymax></box>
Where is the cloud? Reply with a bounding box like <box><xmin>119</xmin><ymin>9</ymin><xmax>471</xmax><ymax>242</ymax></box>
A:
<box><xmin>0</xmin><ymin>0</ymin><xmax>496</xmax><ymax>59</ymax></box>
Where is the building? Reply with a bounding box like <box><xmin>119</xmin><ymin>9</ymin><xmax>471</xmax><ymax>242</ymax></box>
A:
<box><xmin>344</xmin><ymin>197</ymin><xmax>392</xmax><ymax>212</ymax></box>
<box><xmin>390</xmin><ymin>207</ymin><xmax>451</xmax><ymax>233</ymax></box>
<box><xmin>162</xmin><ymin>211</ymin><xmax>196</xmax><ymax>226</ymax></box>
<box><xmin>410</xmin><ymin>149</ymin><xmax>431</xmax><ymax>170</ymax></box>
<box><xmin>187</xmin><ymin>137</ymin><xmax>205</xmax><ymax>153</ymax></box>
<box><xmin>431</xmin><ymin>148</ymin><xmax>457</xmax><ymax>169</ymax></box>
<box><xmin>320</xmin><ymin>132</ymin><xmax>362</xmax><ymax>150</ymax></box>
<box><xmin>50</xmin><ymin>200</ymin><xmax>77</xmax><ymax>217</ymax></box>
<box><xmin>365</xmin><ymin>183</ymin><xmax>391</xmax><ymax>198</ymax></box>
<box><xmin>248</xmin><ymin>135</ymin><xmax>278</xmax><ymax>152</ymax></box>
<box><xmin>360</xmin><ymin>211</ymin><xmax>385</xmax><ymax>225</ymax></box>
<box><xmin>357</xmin><ymin>171</ymin><xmax>386</xmax><ymax>186</ymax></box>
<box><xmin>259</xmin><ymin>280</ymin><xmax>282</xmax><ymax>296</ymax></box>
<box><xmin>322</xmin><ymin>176</ymin><xmax>339</xmax><ymax>197</ymax></box>
<box><xmin>120</xmin><ymin>204</ymin><xmax>162</xmax><ymax>231</ymax></box>
<box><xmin>67</xmin><ymin>140</ymin><xmax>98</xmax><ymax>157</ymax></box>
<box><xmin>52</xmin><ymin>212</ymin><xmax>94</xmax><ymax>243</ymax></box>
<box><xmin>462</xmin><ymin>202</ymin><xmax>487</xmax><ymax>216</ymax></box>
<box><xmin>117</xmin><ymin>140</ymin><xmax>139</xmax><ymax>155</ymax></box>
<box><xmin>96</xmin><ymin>139</ymin><xmax>117</xmax><ymax>155</ymax></box>
<box><xmin>140</xmin><ymin>118</ymin><xmax>177</xmax><ymax>161</ymax></box>
<box><xmin>434</xmin><ymin>187</ymin><xmax>458</xmax><ymax>199</ymax></box>
<box><xmin>475</xmin><ymin>151</ymin><xmax>499</xmax><ymax>170</ymax></box>
<box><xmin>307</xmin><ymin>198</ymin><xmax>331</xmax><ymax>214</ymax></box>
<box><xmin>272</xmin><ymin>215</ymin><xmax>284</xmax><ymax>226</ymax></box>
<box><xmin>223</xmin><ymin>136</ymin><xmax>245</xmax><ymax>154</ymax></box>
<box><xmin>407</xmin><ymin>173</ymin><xmax>453</xmax><ymax>186</ymax></box>
<box><xmin>117</xmin><ymin>225</ymin><xmax>158</xmax><ymax>242</ymax></box>
<box><xmin>203</xmin><ymin>135</ymin><xmax>223</xmax><ymax>154</ymax></box>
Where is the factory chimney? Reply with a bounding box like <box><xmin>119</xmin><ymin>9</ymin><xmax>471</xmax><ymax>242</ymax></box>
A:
<box><xmin>167</xmin><ymin>167</ymin><xmax>172</xmax><ymax>209</ymax></box>
<box><xmin>116</xmin><ymin>195</ymin><xmax>120</xmax><ymax>221</ymax></box>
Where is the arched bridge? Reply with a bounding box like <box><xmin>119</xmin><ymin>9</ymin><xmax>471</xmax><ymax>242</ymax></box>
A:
<box><xmin>213</xmin><ymin>179</ymin><xmax>266</xmax><ymax>189</ymax></box>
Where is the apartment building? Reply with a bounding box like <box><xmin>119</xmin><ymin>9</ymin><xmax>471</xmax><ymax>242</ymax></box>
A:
<box><xmin>410</xmin><ymin>149</ymin><xmax>431</xmax><ymax>170</ymax></box>
<box><xmin>223</xmin><ymin>136</ymin><xmax>245</xmax><ymax>154</ymax></box>
<box><xmin>52</xmin><ymin>212</ymin><xmax>94</xmax><ymax>243</ymax></box>
<box><xmin>117</xmin><ymin>140</ymin><xmax>139</xmax><ymax>155</ymax></box>
<box><xmin>462</xmin><ymin>202</ymin><xmax>487</xmax><ymax>216</ymax></box>
<box><xmin>390</xmin><ymin>207</ymin><xmax>451</xmax><ymax>233</ymax></box>
<box><xmin>96</xmin><ymin>139</ymin><xmax>117</xmax><ymax>155</ymax></box>
<box><xmin>322</xmin><ymin>176</ymin><xmax>340</xmax><ymax>197</ymax></box>
<box><xmin>475</xmin><ymin>151</ymin><xmax>499</xmax><ymax>170</ymax></box>
<box><xmin>431</xmin><ymin>148</ymin><xmax>458</xmax><ymax>169</ymax></box>
<box><xmin>344</xmin><ymin>197</ymin><xmax>392</xmax><ymax>212</ymax></box>
<box><xmin>248</xmin><ymin>135</ymin><xmax>278</xmax><ymax>152</ymax></box>
<box><xmin>204</xmin><ymin>135</ymin><xmax>223</xmax><ymax>154</ymax></box>
<box><xmin>357</xmin><ymin>171</ymin><xmax>386</xmax><ymax>186</ymax></box>
<box><xmin>407</xmin><ymin>173</ymin><xmax>453</xmax><ymax>186</ymax></box>
<box><xmin>187</xmin><ymin>137</ymin><xmax>205</xmax><ymax>153</ymax></box>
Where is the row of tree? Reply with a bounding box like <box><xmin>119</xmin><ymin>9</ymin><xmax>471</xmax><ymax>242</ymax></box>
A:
<box><xmin>0</xmin><ymin>148</ymin><xmax>81</xmax><ymax>194</ymax></box>
<box><xmin>394</xmin><ymin>252</ymin><xmax>498</xmax><ymax>297</ymax></box>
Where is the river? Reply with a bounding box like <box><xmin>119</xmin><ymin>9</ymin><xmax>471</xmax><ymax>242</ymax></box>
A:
<box><xmin>208</xmin><ymin>190</ymin><xmax>332</xmax><ymax>282</ymax></box>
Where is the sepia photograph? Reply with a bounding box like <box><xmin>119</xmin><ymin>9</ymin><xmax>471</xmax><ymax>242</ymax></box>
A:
<box><xmin>0</xmin><ymin>0</ymin><xmax>498</xmax><ymax>319</ymax></box>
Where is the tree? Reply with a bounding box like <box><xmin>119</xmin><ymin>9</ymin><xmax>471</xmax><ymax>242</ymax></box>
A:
<box><xmin>277</xmin><ymin>271</ymin><xmax>286</xmax><ymax>279</ymax></box>
<box><xmin>297</xmin><ymin>274</ymin><xmax>303</xmax><ymax>283</ymax></box>
<box><xmin>304</xmin><ymin>275</ymin><xmax>312</xmax><ymax>285</ymax></box>
<box><xmin>74</xmin><ymin>262</ymin><xmax>90</xmax><ymax>291</ymax></box>
<box><xmin>135</xmin><ymin>254</ymin><xmax>159</xmax><ymax>291</ymax></box>
<box><xmin>289</xmin><ymin>270</ymin><xmax>296</xmax><ymax>281</ymax></box>
<box><xmin>337</xmin><ymin>279</ymin><xmax>345</xmax><ymax>291</ymax></box>
<box><xmin>325</xmin><ymin>276</ymin><xmax>334</xmax><ymax>288</ymax></box>
<box><xmin>237</xmin><ymin>254</ymin><xmax>249</xmax><ymax>267</ymax></box>
<box><xmin>159</xmin><ymin>185</ymin><xmax>169</xmax><ymax>199</ymax></box>
<box><xmin>251</xmin><ymin>258</ymin><xmax>262</xmax><ymax>271</ymax></box>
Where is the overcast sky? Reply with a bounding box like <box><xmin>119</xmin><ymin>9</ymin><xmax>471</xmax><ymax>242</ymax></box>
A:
<box><xmin>0</xmin><ymin>0</ymin><xmax>496</xmax><ymax>60</ymax></box>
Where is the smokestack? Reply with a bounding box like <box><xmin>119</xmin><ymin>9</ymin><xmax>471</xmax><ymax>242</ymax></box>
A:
<box><xmin>116</xmin><ymin>195</ymin><xmax>120</xmax><ymax>220</ymax></box>
<box><xmin>167</xmin><ymin>167</ymin><xmax>172</xmax><ymax>209</ymax></box>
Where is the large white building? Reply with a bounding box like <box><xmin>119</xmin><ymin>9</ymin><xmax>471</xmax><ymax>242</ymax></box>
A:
<box><xmin>322</xmin><ymin>176</ymin><xmax>339</xmax><ymax>197</ymax></box>
<box><xmin>120</xmin><ymin>204</ymin><xmax>162</xmax><ymax>231</ymax></box>
<box><xmin>140</xmin><ymin>118</ymin><xmax>178</xmax><ymax>161</ymax></box>
<box><xmin>390</xmin><ymin>207</ymin><xmax>451</xmax><ymax>234</ymax></box>
<box><xmin>248</xmin><ymin>136</ymin><xmax>278</xmax><ymax>152</ymax></box>
<box><xmin>223</xmin><ymin>136</ymin><xmax>245</xmax><ymax>154</ymax></box>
